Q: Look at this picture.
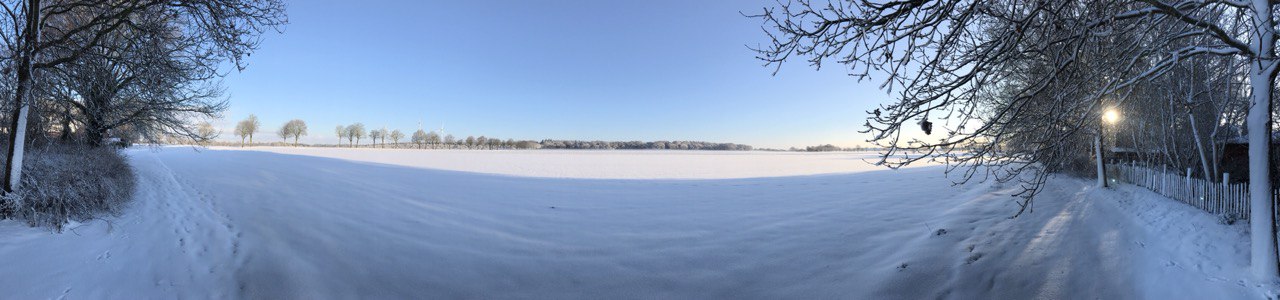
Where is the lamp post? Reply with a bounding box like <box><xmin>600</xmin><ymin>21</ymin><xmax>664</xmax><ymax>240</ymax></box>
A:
<box><xmin>1097</xmin><ymin>108</ymin><xmax>1120</xmax><ymax>188</ymax></box>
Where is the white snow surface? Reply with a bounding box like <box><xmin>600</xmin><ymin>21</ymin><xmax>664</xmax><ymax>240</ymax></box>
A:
<box><xmin>0</xmin><ymin>147</ymin><xmax>1268</xmax><ymax>299</ymax></box>
<box><xmin>223</xmin><ymin>146</ymin><xmax>913</xmax><ymax>179</ymax></box>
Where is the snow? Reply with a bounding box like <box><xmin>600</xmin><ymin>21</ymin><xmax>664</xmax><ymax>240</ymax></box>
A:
<box><xmin>222</xmin><ymin>146</ymin><xmax>912</xmax><ymax>179</ymax></box>
<box><xmin>0</xmin><ymin>147</ymin><xmax>1269</xmax><ymax>298</ymax></box>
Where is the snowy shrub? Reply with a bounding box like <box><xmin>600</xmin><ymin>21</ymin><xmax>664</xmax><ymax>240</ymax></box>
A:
<box><xmin>1218</xmin><ymin>213</ymin><xmax>1243</xmax><ymax>226</ymax></box>
<box><xmin>1</xmin><ymin>143</ymin><xmax>135</xmax><ymax>232</ymax></box>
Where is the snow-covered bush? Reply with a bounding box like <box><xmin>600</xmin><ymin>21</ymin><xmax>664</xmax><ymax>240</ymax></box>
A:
<box><xmin>1218</xmin><ymin>213</ymin><xmax>1243</xmax><ymax>226</ymax></box>
<box><xmin>1</xmin><ymin>143</ymin><xmax>135</xmax><ymax>231</ymax></box>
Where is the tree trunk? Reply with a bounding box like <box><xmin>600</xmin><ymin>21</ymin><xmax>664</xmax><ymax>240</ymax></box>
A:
<box><xmin>4</xmin><ymin>0</ymin><xmax>40</xmax><ymax>193</ymax></box>
<box><xmin>1248</xmin><ymin>0</ymin><xmax>1278</xmax><ymax>280</ymax></box>
<box><xmin>1095</xmin><ymin>133</ymin><xmax>1106</xmax><ymax>188</ymax></box>
<box><xmin>1247</xmin><ymin>69</ymin><xmax>1276</xmax><ymax>280</ymax></box>
<box><xmin>1188</xmin><ymin>112</ymin><xmax>1213</xmax><ymax>181</ymax></box>
<box><xmin>58</xmin><ymin>106</ymin><xmax>71</xmax><ymax>141</ymax></box>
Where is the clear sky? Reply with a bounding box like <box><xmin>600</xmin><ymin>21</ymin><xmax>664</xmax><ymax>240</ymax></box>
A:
<box><xmin>218</xmin><ymin>0</ymin><xmax>891</xmax><ymax>149</ymax></box>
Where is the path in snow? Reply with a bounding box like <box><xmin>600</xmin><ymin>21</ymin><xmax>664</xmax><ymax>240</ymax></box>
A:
<box><xmin>0</xmin><ymin>147</ymin><xmax>1265</xmax><ymax>299</ymax></box>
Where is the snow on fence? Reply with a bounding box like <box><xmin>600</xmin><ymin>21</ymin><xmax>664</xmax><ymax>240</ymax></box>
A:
<box><xmin>1108</xmin><ymin>162</ymin><xmax>1257</xmax><ymax>220</ymax></box>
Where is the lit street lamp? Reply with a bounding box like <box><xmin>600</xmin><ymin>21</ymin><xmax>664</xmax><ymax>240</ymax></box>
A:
<box><xmin>1096</xmin><ymin>108</ymin><xmax>1120</xmax><ymax>188</ymax></box>
<box><xmin>1103</xmin><ymin>109</ymin><xmax>1120</xmax><ymax>125</ymax></box>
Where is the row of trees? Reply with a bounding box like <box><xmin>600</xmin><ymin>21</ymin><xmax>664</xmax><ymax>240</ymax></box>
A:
<box><xmin>751</xmin><ymin>0</ymin><xmax>1280</xmax><ymax>279</ymax></box>
<box><xmin>230</xmin><ymin>115</ymin><xmax>307</xmax><ymax>147</ymax></box>
<box><xmin>537</xmin><ymin>140</ymin><xmax>752</xmax><ymax>150</ymax></box>
<box><xmin>793</xmin><ymin>145</ymin><xmax>878</xmax><ymax>152</ymax></box>
<box><xmin>225</xmin><ymin>117</ymin><xmax>751</xmax><ymax>151</ymax></box>
<box><xmin>0</xmin><ymin>0</ymin><xmax>286</xmax><ymax>193</ymax></box>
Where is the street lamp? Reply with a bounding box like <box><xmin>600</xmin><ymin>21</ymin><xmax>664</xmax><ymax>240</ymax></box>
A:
<box><xmin>1097</xmin><ymin>108</ymin><xmax>1120</xmax><ymax>188</ymax></box>
<box><xmin>1103</xmin><ymin>109</ymin><xmax>1120</xmax><ymax>124</ymax></box>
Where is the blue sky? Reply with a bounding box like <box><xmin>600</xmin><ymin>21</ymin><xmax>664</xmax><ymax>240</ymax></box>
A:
<box><xmin>219</xmin><ymin>0</ymin><xmax>890</xmax><ymax>149</ymax></box>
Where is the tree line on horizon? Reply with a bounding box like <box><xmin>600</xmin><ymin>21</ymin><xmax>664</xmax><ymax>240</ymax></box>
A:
<box><xmin>218</xmin><ymin>116</ymin><xmax>754</xmax><ymax>151</ymax></box>
<box><xmin>793</xmin><ymin>144</ymin><xmax>878</xmax><ymax>152</ymax></box>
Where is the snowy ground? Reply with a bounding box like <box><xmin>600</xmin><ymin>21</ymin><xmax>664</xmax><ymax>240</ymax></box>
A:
<box><xmin>226</xmin><ymin>146</ymin><xmax>908</xmax><ymax>179</ymax></box>
<box><xmin>0</xmin><ymin>147</ymin><xmax>1267</xmax><ymax>299</ymax></box>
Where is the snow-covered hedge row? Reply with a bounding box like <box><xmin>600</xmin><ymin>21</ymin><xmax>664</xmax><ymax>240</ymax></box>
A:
<box><xmin>0</xmin><ymin>143</ymin><xmax>135</xmax><ymax>231</ymax></box>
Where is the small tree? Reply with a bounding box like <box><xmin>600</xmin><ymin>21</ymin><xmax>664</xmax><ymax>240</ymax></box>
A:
<box><xmin>444</xmin><ymin>134</ymin><xmax>456</xmax><ymax>148</ymax></box>
<box><xmin>335</xmin><ymin>125</ymin><xmax>346</xmax><ymax>147</ymax></box>
<box><xmin>391</xmin><ymin>129</ymin><xmax>404</xmax><ymax>146</ymax></box>
<box><xmin>234</xmin><ymin>115</ymin><xmax>260</xmax><ymax>147</ymax></box>
<box><xmin>369</xmin><ymin>128</ymin><xmax>383</xmax><ymax>148</ymax></box>
<box><xmin>427</xmin><ymin>132</ymin><xmax>441</xmax><ymax>148</ymax></box>
<box><xmin>278</xmin><ymin>119</ymin><xmax>307</xmax><ymax>146</ymax></box>
<box><xmin>234</xmin><ymin>121</ymin><xmax>248</xmax><ymax>146</ymax></box>
<box><xmin>197</xmin><ymin>122</ymin><xmax>219</xmax><ymax>145</ymax></box>
<box><xmin>465</xmin><ymin>136</ymin><xmax>476</xmax><ymax>149</ymax></box>
<box><xmin>411</xmin><ymin>129</ymin><xmax>427</xmax><ymax>149</ymax></box>
<box><xmin>276</xmin><ymin>124</ymin><xmax>289</xmax><ymax>144</ymax></box>
<box><xmin>377</xmin><ymin>128</ymin><xmax>390</xmax><ymax>148</ymax></box>
<box><xmin>244</xmin><ymin>115</ymin><xmax>260</xmax><ymax>146</ymax></box>
<box><xmin>348</xmin><ymin>123</ymin><xmax>366</xmax><ymax>147</ymax></box>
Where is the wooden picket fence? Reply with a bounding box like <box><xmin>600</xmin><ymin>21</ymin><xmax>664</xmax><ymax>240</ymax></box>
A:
<box><xmin>1108</xmin><ymin>162</ymin><xmax>1258</xmax><ymax>219</ymax></box>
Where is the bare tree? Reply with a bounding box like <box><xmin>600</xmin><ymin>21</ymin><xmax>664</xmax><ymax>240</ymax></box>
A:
<box><xmin>368</xmin><ymin>128</ymin><xmax>382</xmax><ymax>148</ymax></box>
<box><xmin>196</xmin><ymin>121</ymin><xmax>218</xmax><ymax>145</ymax></box>
<box><xmin>278</xmin><ymin>119</ymin><xmax>306</xmax><ymax>146</ymax></box>
<box><xmin>411</xmin><ymin>129</ymin><xmax>426</xmax><ymax>149</ymax></box>
<box><xmin>245</xmin><ymin>115</ymin><xmax>260</xmax><ymax>146</ymax></box>
<box><xmin>377</xmin><ymin>127</ymin><xmax>389</xmax><ymax>148</ymax></box>
<box><xmin>347</xmin><ymin>123</ymin><xmax>365</xmax><ymax>147</ymax></box>
<box><xmin>426</xmin><ymin>131</ymin><xmax>441</xmax><ymax>148</ymax></box>
<box><xmin>233</xmin><ymin>120</ymin><xmax>250</xmax><ymax>147</ymax></box>
<box><xmin>48</xmin><ymin>5</ymin><xmax>231</xmax><ymax>148</ymax></box>
<box><xmin>335</xmin><ymin>125</ymin><xmax>345</xmax><ymax>147</ymax></box>
<box><xmin>390</xmin><ymin>129</ymin><xmax>404</xmax><ymax>146</ymax></box>
<box><xmin>0</xmin><ymin>0</ymin><xmax>286</xmax><ymax>192</ymax></box>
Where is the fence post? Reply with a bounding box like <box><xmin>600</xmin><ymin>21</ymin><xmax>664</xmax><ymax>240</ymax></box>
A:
<box><xmin>1184</xmin><ymin>168</ymin><xmax>1190</xmax><ymax>204</ymax></box>
<box><xmin>1224</xmin><ymin>173</ymin><xmax>1230</xmax><ymax>215</ymax></box>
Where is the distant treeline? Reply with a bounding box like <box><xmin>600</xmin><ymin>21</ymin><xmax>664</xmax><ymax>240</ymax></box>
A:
<box><xmin>792</xmin><ymin>144</ymin><xmax>879</xmax><ymax>152</ymax></box>
<box><xmin>537</xmin><ymin>140</ymin><xmax>753</xmax><ymax>151</ymax></box>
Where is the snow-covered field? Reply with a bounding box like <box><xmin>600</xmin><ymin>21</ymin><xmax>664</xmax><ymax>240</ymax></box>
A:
<box><xmin>0</xmin><ymin>147</ymin><xmax>1266</xmax><ymax>299</ymax></box>
<box><xmin>228</xmin><ymin>146</ymin><xmax>911</xmax><ymax>179</ymax></box>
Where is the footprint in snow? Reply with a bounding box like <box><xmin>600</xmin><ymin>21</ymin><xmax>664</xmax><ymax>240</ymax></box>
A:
<box><xmin>965</xmin><ymin>253</ymin><xmax>983</xmax><ymax>264</ymax></box>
